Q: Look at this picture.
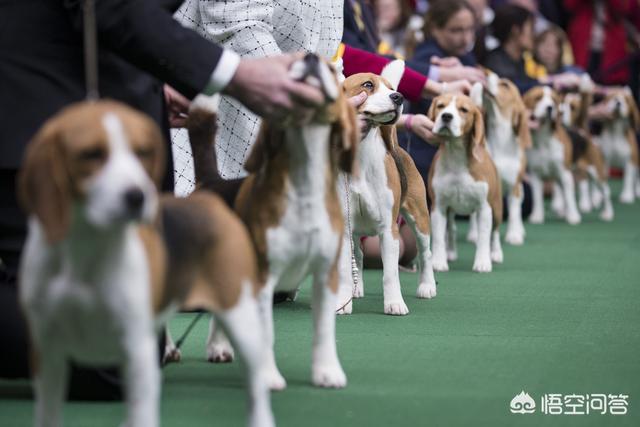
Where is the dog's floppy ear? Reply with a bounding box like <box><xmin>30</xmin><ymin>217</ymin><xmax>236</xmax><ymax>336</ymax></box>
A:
<box><xmin>380</xmin><ymin>60</ymin><xmax>405</xmax><ymax>91</ymax></box>
<box><xmin>331</xmin><ymin>96</ymin><xmax>360</xmax><ymax>174</ymax></box>
<box><xmin>624</xmin><ymin>88</ymin><xmax>640</xmax><ymax>131</ymax></box>
<box><xmin>470</xmin><ymin>105</ymin><xmax>486</xmax><ymax>161</ymax></box>
<box><xmin>426</xmin><ymin>98</ymin><xmax>439</xmax><ymax>121</ymax></box>
<box><xmin>18</xmin><ymin>121</ymin><xmax>71</xmax><ymax>243</ymax></box>
<box><xmin>512</xmin><ymin>101</ymin><xmax>532</xmax><ymax>149</ymax></box>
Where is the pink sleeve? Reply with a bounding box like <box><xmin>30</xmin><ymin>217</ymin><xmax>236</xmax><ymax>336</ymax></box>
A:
<box><xmin>341</xmin><ymin>44</ymin><xmax>427</xmax><ymax>102</ymax></box>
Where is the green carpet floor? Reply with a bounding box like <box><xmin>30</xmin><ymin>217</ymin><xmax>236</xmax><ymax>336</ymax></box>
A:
<box><xmin>1</xmin><ymin>183</ymin><xmax>639</xmax><ymax>426</ymax></box>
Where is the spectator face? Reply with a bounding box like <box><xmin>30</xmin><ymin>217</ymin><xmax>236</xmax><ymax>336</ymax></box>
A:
<box><xmin>432</xmin><ymin>8</ymin><xmax>476</xmax><ymax>57</ymax></box>
<box><xmin>515</xmin><ymin>18</ymin><xmax>534</xmax><ymax>51</ymax></box>
<box><xmin>376</xmin><ymin>0</ymin><xmax>402</xmax><ymax>33</ymax></box>
<box><xmin>535</xmin><ymin>32</ymin><xmax>561</xmax><ymax>73</ymax></box>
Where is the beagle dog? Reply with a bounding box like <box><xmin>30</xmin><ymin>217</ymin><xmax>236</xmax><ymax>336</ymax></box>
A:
<box><xmin>592</xmin><ymin>87</ymin><xmax>640</xmax><ymax>204</ymax></box>
<box><xmin>470</xmin><ymin>71</ymin><xmax>531</xmax><ymax>245</ymax></box>
<box><xmin>522</xmin><ymin>86</ymin><xmax>581</xmax><ymax>225</ymax></box>
<box><xmin>427</xmin><ymin>94</ymin><xmax>503</xmax><ymax>273</ymax></box>
<box><xmin>233</xmin><ymin>54</ymin><xmax>358</xmax><ymax>389</ymax></box>
<box><xmin>558</xmin><ymin>77</ymin><xmax>614</xmax><ymax>221</ymax></box>
<box><xmin>336</xmin><ymin>60</ymin><xmax>437</xmax><ymax>316</ymax></box>
<box><xmin>18</xmin><ymin>100</ymin><xmax>273</xmax><ymax>427</ymax></box>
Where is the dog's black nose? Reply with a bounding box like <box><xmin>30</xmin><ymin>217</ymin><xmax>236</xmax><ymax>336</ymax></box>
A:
<box><xmin>546</xmin><ymin>105</ymin><xmax>554</xmax><ymax>116</ymax></box>
<box><xmin>615</xmin><ymin>101</ymin><xmax>622</xmax><ymax>110</ymax></box>
<box><xmin>124</xmin><ymin>187</ymin><xmax>145</xmax><ymax>213</ymax></box>
<box><xmin>441</xmin><ymin>112</ymin><xmax>453</xmax><ymax>123</ymax></box>
<box><xmin>389</xmin><ymin>92</ymin><xmax>404</xmax><ymax>106</ymax></box>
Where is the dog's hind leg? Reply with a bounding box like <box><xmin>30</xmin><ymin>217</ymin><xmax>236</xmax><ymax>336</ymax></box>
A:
<box><xmin>380</xmin><ymin>224</ymin><xmax>409</xmax><ymax>315</ymax></box>
<box><xmin>528</xmin><ymin>174</ymin><xmax>545</xmax><ymax>224</ymax></box>
<box><xmin>620</xmin><ymin>161</ymin><xmax>638</xmax><ymax>203</ymax></box>
<box><xmin>401</xmin><ymin>208</ymin><xmax>436</xmax><ymax>300</ymax></box>
<box><xmin>473</xmin><ymin>202</ymin><xmax>493</xmax><ymax>273</ymax></box>
<box><xmin>560</xmin><ymin>169</ymin><xmax>581</xmax><ymax>224</ymax></box>
<box><xmin>206</xmin><ymin>316</ymin><xmax>234</xmax><ymax>363</ymax></box>
<box><xmin>505</xmin><ymin>183</ymin><xmax>525</xmax><ymax>245</ymax></box>
<box><xmin>466</xmin><ymin>212</ymin><xmax>478</xmax><ymax>243</ymax></box>
<box><xmin>551</xmin><ymin>182</ymin><xmax>566</xmax><ymax>218</ymax></box>
<box><xmin>217</xmin><ymin>283</ymin><xmax>275</xmax><ymax>427</ymax></box>
<box><xmin>162</xmin><ymin>326</ymin><xmax>181</xmax><ymax>365</ymax></box>
<box><xmin>257</xmin><ymin>276</ymin><xmax>286</xmax><ymax>391</ymax></box>
<box><xmin>33</xmin><ymin>347</ymin><xmax>68</xmax><ymax>427</ymax></box>
<box><xmin>431</xmin><ymin>205</ymin><xmax>449</xmax><ymax>272</ymax></box>
<box><xmin>311</xmin><ymin>263</ymin><xmax>347</xmax><ymax>388</ymax></box>
<box><xmin>446</xmin><ymin>210</ymin><xmax>458</xmax><ymax>261</ymax></box>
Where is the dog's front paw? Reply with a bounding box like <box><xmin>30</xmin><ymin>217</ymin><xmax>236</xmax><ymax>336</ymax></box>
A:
<box><xmin>491</xmin><ymin>248</ymin><xmax>503</xmax><ymax>264</ymax></box>
<box><xmin>600</xmin><ymin>207</ymin><xmax>614</xmax><ymax>222</ymax></box>
<box><xmin>384</xmin><ymin>299</ymin><xmax>409</xmax><ymax>315</ymax></box>
<box><xmin>416</xmin><ymin>282</ymin><xmax>437</xmax><ymax>299</ymax></box>
<box><xmin>312</xmin><ymin>362</ymin><xmax>347</xmax><ymax>388</ymax></box>
<box><xmin>472</xmin><ymin>257</ymin><xmax>492</xmax><ymax>273</ymax></box>
<box><xmin>207</xmin><ymin>341</ymin><xmax>235</xmax><ymax>363</ymax></box>
<box><xmin>579</xmin><ymin>198</ymin><xmax>592</xmax><ymax>213</ymax></box>
<box><xmin>528</xmin><ymin>211</ymin><xmax>544</xmax><ymax>224</ymax></box>
<box><xmin>335</xmin><ymin>298</ymin><xmax>353</xmax><ymax>315</ymax></box>
<box><xmin>566</xmin><ymin>211</ymin><xmax>581</xmax><ymax>225</ymax></box>
<box><xmin>620</xmin><ymin>191</ymin><xmax>635</xmax><ymax>204</ymax></box>
<box><xmin>264</xmin><ymin>367</ymin><xmax>287</xmax><ymax>391</ymax></box>
<box><xmin>432</xmin><ymin>256</ymin><xmax>449</xmax><ymax>272</ymax></box>
<box><xmin>505</xmin><ymin>230</ymin><xmax>524</xmax><ymax>245</ymax></box>
<box><xmin>162</xmin><ymin>347</ymin><xmax>181</xmax><ymax>365</ymax></box>
<box><xmin>447</xmin><ymin>249</ymin><xmax>458</xmax><ymax>262</ymax></box>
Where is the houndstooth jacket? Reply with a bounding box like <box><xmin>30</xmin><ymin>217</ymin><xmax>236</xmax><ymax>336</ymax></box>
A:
<box><xmin>172</xmin><ymin>0</ymin><xmax>343</xmax><ymax>187</ymax></box>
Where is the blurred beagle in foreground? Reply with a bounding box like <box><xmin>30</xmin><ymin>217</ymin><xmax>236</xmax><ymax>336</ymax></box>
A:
<box><xmin>428</xmin><ymin>94</ymin><xmax>503</xmax><ymax>273</ymax></box>
<box><xmin>523</xmin><ymin>86</ymin><xmax>581</xmax><ymax>225</ymax></box>
<box><xmin>470</xmin><ymin>71</ymin><xmax>531</xmax><ymax>245</ymax></box>
<box><xmin>18</xmin><ymin>100</ymin><xmax>273</xmax><ymax>427</ymax></box>
<box><xmin>234</xmin><ymin>54</ymin><xmax>357</xmax><ymax>389</ymax></box>
<box><xmin>593</xmin><ymin>87</ymin><xmax>640</xmax><ymax>204</ymax></box>
<box><xmin>337</xmin><ymin>60</ymin><xmax>437</xmax><ymax>316</ymax></box>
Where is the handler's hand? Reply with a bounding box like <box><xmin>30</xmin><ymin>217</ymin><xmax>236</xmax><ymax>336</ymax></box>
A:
<box><xmin>224</xmin><ymin>54</ymin><xmax>325</xmax><ymax>124</ymax></box>
<box><xmin>164</xmin><ymin>85</ymin><xmax>191</xmax><ymax>128</ymax></box>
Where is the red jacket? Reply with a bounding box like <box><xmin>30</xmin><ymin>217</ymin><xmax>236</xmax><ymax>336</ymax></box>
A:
<box><xmin>564</xmin><ymin>0</ymin><xmax>638</xmax><ymax>84</ymax></box>
<box><xmin>339</xmin><ymin>44</ymin><xmax>428</xmax><ymax>102</ymax></box>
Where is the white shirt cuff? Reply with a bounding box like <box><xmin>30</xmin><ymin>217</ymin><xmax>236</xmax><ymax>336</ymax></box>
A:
<box><xmin>203</xmin><ymin>49</ymin><xmax>241</xmax><ymax>95</ymax></box>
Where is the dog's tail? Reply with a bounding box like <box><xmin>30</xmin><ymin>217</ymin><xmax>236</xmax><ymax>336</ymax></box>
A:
<box><xmin>185</xmin><ymin>94</ymin><xmax>222</xmax><ymax>191</ymax></box>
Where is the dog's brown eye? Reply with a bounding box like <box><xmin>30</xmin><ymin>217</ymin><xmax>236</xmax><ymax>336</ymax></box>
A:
<box><xmin>79</xmin><ymin>147</ymin><xmax>106</xmax><ymax>162</ymax></box>
<box><xmin>362</xmin><ymin>81</ymin><xmax>374</xmax><ymax>90</ymax></box>
<box><xmin>460</xmin><ymin>107</ymin><xmax>469</xmax><ymax>113</ymax></box>
<box><xmin>436</xmin><ymin>103</ymin><xmax>445</xmax><ymax>109</ymax></box>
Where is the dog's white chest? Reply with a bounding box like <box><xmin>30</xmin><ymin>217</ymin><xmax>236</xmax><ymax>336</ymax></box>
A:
<box><xmin>597</xmin><ymin>123</ymin><xmax>631</xmax><ymax>167</ymax></box>
<box><xmin>348</xmin><ymin>130</ymin><xmax>395</xmax><ymax>235</ymax></box>
<box><xmin>23</xmin><ymin>225</ymin><xmax>153</xmax><ymax>365</ymax></box>
<box><xmin>433</xmin><ymin>163</ymin><xmax>488</xmax><ymax>215</ymax></box>
<box><xmin>528</xmin><ymin>131</ymin><xmax>565</xmax><ymax>178</ymax></box>
<box><xmin>265</xmin><ymin>126</ymin><xmax>340</xmax><ymax>292</ymax></box>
